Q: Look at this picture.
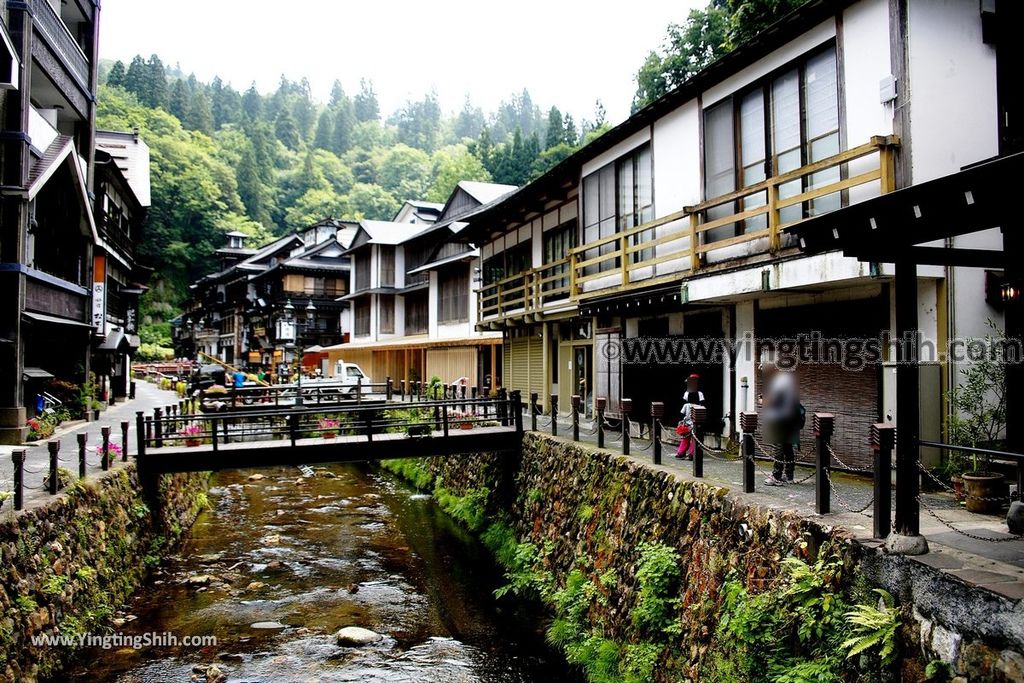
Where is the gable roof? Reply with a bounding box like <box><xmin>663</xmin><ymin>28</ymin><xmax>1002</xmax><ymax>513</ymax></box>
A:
<box><xmin>457</xmin><ymin>181</ymin><xmax>518</xmax><ymax>205</ymax></box>
<box><xmin>347</xmin><ymin>220</ymin><xmax>432</xmax><ymax>251</ymax></box>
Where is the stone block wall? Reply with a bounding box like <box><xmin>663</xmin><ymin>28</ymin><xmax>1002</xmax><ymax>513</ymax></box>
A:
<box><xmin>0</xmin><ymin>466</ymin><xmax>209</xmax><ymax>682</ymax></box>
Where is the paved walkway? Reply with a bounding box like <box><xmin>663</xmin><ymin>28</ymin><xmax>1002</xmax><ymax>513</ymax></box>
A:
<box><xmin>0</xmin><ymin>380</ymin><xmax>181</xmax><ymax>512</ymax></box>
<box><xmin>534</xmin><ymin>413</ymin><xmax>1024</xmax><ymax>601</ymax></box>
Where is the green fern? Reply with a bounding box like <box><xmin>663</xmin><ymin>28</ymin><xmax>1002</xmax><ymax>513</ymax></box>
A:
<box><xmin>841</xmin><ymin>589</ymin><xmax>900</xmax><ymax>664</ymax></box>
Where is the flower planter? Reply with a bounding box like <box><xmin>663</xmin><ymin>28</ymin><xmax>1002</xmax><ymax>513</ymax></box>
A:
<box><xmin>322</xmin><ymin>432</ymin><xmax>337</xmax><ymax>439</ymax></box>
<box><xmin>962</xmin><ymin>473</ymin><xmax>1008</xmax><ymax>514</ymax></box>
<box><xmin>185</xmin><ymin>439</ymin><xmax>202</xmax><ymax>448</ymax></box>
<box><xmin>951</xmin><ymin>475</ymin><xmax>966</xmax><ymax>503</ymax></box>
<box><xmin>459</xmin><ymin>423</ymin><xmax>473</xmax><ymax>430</ymax></box>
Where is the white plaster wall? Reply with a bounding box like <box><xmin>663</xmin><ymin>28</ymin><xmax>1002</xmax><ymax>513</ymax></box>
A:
<box><xmin>580</xmin><ymin>128</ymin><xmax>651</xmax><ymax>178</ymax></box>
<box><xmin>733</xmin><ymin>301</ymin><xmax>757</xmax><ymax>417</ymax></box>
<box><xmin>428</xmin><ymin>271</ymin><xmax>439</xmax><ymax>338</ymax></box>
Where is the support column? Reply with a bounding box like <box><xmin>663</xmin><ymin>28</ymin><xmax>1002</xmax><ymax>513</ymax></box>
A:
<box><xmin>889</xmin><ymin>259</ymin><xmax>928</xmax><ymax>555</ymax></box>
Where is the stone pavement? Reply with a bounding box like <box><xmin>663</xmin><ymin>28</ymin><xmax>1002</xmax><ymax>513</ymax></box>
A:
<box><xmin>0</xmin><ymin>380</ymin><xmax>181</xmax><ymax>513</ymax></box>
<box><xmin>534</xmin><ymin>413</ymin><xmax>1024</xmax><ymax>601</ymax></box>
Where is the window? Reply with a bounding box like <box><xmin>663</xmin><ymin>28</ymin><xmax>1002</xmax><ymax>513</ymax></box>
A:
<box><xmin>379</xmin><ymin>294</ymin><xmax>395</xmax><ymax>334</ymax></box>
<box><xmin>354</xmin><ymin>299</ymin><xmax>370</xmax><ymax>337</ymax></box>
<box><xmin>701</xmin><ymin>45</ymin><xmax>840</xmax><ymax>241</ymax></box>
<box><xmin>405</xmin><ymin>291</ymin><xmax>428</xmax><ymax>334</ymax></box>
<box><xmin>354</xmin><ymin>251</ymin><xmax>370</xmax><ymax>291</ymax></box>
<box><xmin>438</xmin><ymin>267</ymin><xmax>469</xmax><ymax>324</ymax></box>
<box><xmin>346</xmin><ymin>366</ymin><xmax>364</xmax><ymax>378</ymax></box>
<box><xmin>582</xmin><ymin>144</ymin><xmax>652</xmax><ymax>273</ymax></box>
<box><xmin>542</xmin><ymin>221</ymin><xmax>575</xmax><ymax>300</ymax></box>
<box><xmin>379</xmin><ymin>245</ymin><xmax>396</xmax><ymax>287</ymax></box>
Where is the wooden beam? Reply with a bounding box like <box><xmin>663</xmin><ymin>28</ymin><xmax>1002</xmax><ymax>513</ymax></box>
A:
<box><xmin>852</xmin><ymin>246</ymin><xmax>1005</xmax><ymax>268</ymax></box>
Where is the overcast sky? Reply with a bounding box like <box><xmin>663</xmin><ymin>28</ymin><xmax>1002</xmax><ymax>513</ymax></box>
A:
<box><xmin>98</xmin><ymin>1</ymin><xmax>701</xmax><ymax>125</ymax></box>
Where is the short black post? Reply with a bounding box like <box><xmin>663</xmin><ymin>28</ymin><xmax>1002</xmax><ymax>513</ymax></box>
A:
<box><xmin>741</xmin><ymin>412</ymin><xmax>757</xmax><ymax>493</ymax></box>
<box><xmin>356</xmin><ymin>377</ymin><xmax>363</xmax><ymax>405</ymax></box>
<box><xmin>814</xmin><ymin>413</ymin><xmax>835</xmax><ymax>514</ymax></box>
<box><xmin>77</xmin><ymin>433</ymin><xmax>87</xmax><ymax>478</ymax></box>
<box><xmin>443</xmin><ymin>383</ymin><xmax>450</xmax><ymax>402</ymax></box>
<box><xmin>442</xmin><ymin>404</ymin><xmax>449</xmax><ymax>438</ymax></box>
<box><xmin>512</xmin><ymin>390</ymin><xmax>523</xmax><ymax>435</ymax></box>
<box><xmin>550</xmin><ymin>394</ymin><xmax>558</xmax><ymax>437</ymax></box>
<box><xmin>871</xmin><ymin>423</ymin><xmax>895</xmax><ymax>539</ymax></box>
<box><xmin>400</xmin><ymin>379</ymin><xmax>407</xmax><ymax>401</ymax></box>
<box><xmin>288</xmin><ymin>413</ymin><xmax>297</xmax><ymax>448</ymax></box>
<box><xmin>146</xmin><ymin>414</ymin><xmax>152</xmax><ymax>443</ymax></box>
<box><xmin>211</xmin><ymin>417</ymin><xmax>219</xmax><ymax>453</ymax></box>
<box><xmin>651</xmin><ymin>402</ymin><xmax>664</xmax><ymax>465</ymax></box>
<box><xmin>364</xmin><ymin>411</ymin><xmax>374</xmax><ymax>442</ymax></box>
<box><xmin>121</xmin><ymin>421</ymin><xmax>130</xmax><ymax>462</ymax></box>
<box><xmin>596</xmin><ymin>397</ymin><xmax>606</xmax><ymax>449</ymax></box>
<box><xmin>154</xmin><ymin>408</ymin><xmax>163</xmax><ymax>448</ymax></box>
<box><xmin>386</xmin><ymin>376</ymin><xmax>393</xmax><ymax>401</ymax></box>
<box><xmin>222</xmin><ymin>417</ymin><xmax>230</xmax><ymax>445</ymax></box>
<box><xmin>48</xmin><ymin>441</ymin><xmax>60</xmax><ymax>494</ymax></box>
<box><xmin>101</xmin><ymin>427</ymin><xmax>111</xmax><ymax>471</ymax></box>
<box><xmin>12</xmin><ymin>450</ymin><xmax>26</xmax><ymax>509</ymax></box>
<box><xmin>497</xmin><ymin>387</ymin><xmax>508</xmax><ymax>426</ymax></box>
<box><xmin>571</xmin><ymin>394</ymin><xmax>581</xmax><ymax>441</ymax></box>
<box><xmin>621</xmin><ymin>399</ymin><xmax>632</xmax><ymax>456</ymax></box>
<box><xmin>692</xmin><ymin>405</ymin><xmax>707</xmax><ymax>478</ymax></box>
<box><xmin>434</xmin><ymin>404</ymin><xmax>441</xmax><ymax>431</ymax></box>
<box><xmin>129</xmin><ymin>381</ymin><xmax>136</xmax><ymax>400</ymax></box>
<box><xmin>530</xmin><ymin>392</ymin><xmax>538</xmax><ymax>432</ymax></box>
<box><xmin>136</xmin><ymin>411</ymin><xmax>146</xmax><ymax>460</ymax></box>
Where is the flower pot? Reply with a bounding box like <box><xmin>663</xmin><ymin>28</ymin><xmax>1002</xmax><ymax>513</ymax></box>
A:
<box><xmin>185</xmin><ymin>439</ymin><xmax>202</xmax><ymax>448</ymax></box>
<box><xmin>459</xmin><ymin>423</ymin><xmax>473</xmax><ymax>430</ymax></box>
<box><xmin>962</xmin><ymin>473</ymin><xmax>1008</xmax><ymax>514</ymax></box>
<box><xmin>951</xmin><ymin>475</ymin><xmax>966</xmax><ymax>503</ymax></box>
<box><xmin>322</xmin><ymin>432</ymin><xmax>337</xmax><ymax>439</ymax></box>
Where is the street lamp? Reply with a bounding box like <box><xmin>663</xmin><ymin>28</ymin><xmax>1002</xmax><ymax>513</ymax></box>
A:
<box><xmin>286</xmin><ymin>300</ymin><xmax>316</xmax><ymax>406</ymax></box>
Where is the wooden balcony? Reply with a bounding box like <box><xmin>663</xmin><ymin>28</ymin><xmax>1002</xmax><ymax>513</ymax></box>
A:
<box><xmin>478</xmin><ymin>258</ymin><xmax>572</xmax><ymax>322</ymax></box>
<box><xmin>568</xmin><ymin>135</ymin><xmax>899</xmax><ymax>300</ymax></box>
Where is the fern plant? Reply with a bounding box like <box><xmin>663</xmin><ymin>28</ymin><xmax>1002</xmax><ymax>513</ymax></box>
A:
<box><xmin>841</xmin><ymin>589</ymin><xmax>900</xmax><ymax>665</ymax></box>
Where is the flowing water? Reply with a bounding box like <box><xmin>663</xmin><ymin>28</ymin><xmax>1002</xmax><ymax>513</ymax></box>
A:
<box><xmin>66</xmin><ymin>465</ymin><xmax>573</xmax><ymax>682</ymax></box>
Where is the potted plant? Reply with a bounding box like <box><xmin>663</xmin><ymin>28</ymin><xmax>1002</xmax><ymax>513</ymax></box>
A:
<box><xmin>451</xmin><ymin>412</ymin><xmax>473</xmax><ymax>430</ymax></box>
<box><xmin>319</xmin><ymin>417</ymin><xmax>340</xmax><ymax>439</ymax></box>
<box><xmin>179</xmin><ymin>423</ymin><xmax>203</xmax><ymax>447</ymax></box>
<box><xmin>95</xmin><ymin>442</ymin><xmax>123</xmax><ymax>462</ymax></box>
<box><xmin>946</xmin><ymin>321</ymin><xmax>1008</xmax><ymax>514</ymax></box>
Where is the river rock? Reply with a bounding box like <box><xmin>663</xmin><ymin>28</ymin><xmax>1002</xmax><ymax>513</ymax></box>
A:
<box><xmin>1007</xmin><ymin>501</ymin><xmax>1024</xmax><ymax>535</ymax></box>
<box><xmin>263</xmin><ymin>534</ymin><xmax>281</xmax><ymax>545</ymax></box>
<box><xmin>205</xmin><ymin>664</ymin><xmax>227</xmax><ymax>683</ymax></box>
<box><xmin>247</xmin><ymin>473</ymin><xmax>265</xmax><ymax>481</ymax></box>
<box><xmin>246</xmin><ymin>581</ymin><xmax>266</xmax><ymax>590</ymax></box>
<box><xmin>187</xmin><ymin>574</ymin><xmax>213</xmax><ymax>586</ymax></box>
<box><xmin>335</xmin><ymin>626</ymin><xmax>383</xmax><ymax>646</ymax></box>
<box><xmin>250</xmin><ymin>621</ymin><xmax>287</xmax><ymax>629</ymax></box>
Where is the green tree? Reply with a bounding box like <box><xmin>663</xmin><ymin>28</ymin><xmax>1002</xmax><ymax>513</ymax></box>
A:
<box><xmin>284</xmin><ymin>188</ymin><xmax>350</xmax><ymax>230</ymax></box>
<box><xmin>145</xmin><ymin>55</ymin><xmax>169</xmax><ymax>108</ymax></box>
<box><xmin>545</xmin><ymin>106</ymin><xmax>564</xmax><ymax>149</ymax></box>
<box><xmin>454</xmin><ymin>97</ymin><xmax>486</xmax><ymax>140</ymax></box>
<box><xmin>211</xmin><ymin>77</ymin><xmax>242</xmax><ymax>128</ymax></box>
<box><xmin>242</xmin><ymin>83</ymin><xmax>263</xmax><ymax>120</ymax></box>
<box><xmin>123</xmin><ymin>56</ymin><xmax>148</xmax><ymax>102</ymax></box>
<box><xmin>274</xmin><ymin>108</ymin><xmax>301</xmax><ymax>150</ymax></box>
<box><xmin>530</xmin><ymin>142</ymin><xmax>575</xmax><ymax>180</ymax></box>
<box><xmin>376</xmin><ymin>144</ymin><xmax>432</xmax><ymax>200</ymax></box>
<box><xmin>354</xmin><ymin>79</ymin><xmax>380</xmax><ymax>122</ymax></box>
<box><xmin>345</xmin><ymin>183</ymin><xmax>399</xmax><ymax>220</ymax></box>
<box><xmin>186</xmin><ymin>90</ymin><xmax>215</xmax><ymax>134</ymax></box>
<box><xmin>292</xmin><ymin>78</ymin><xmax>316</xmax><ymax>140</ymax></box>
<box><xmin>427</xmin><ymin>145</ymin><xmax>492</xmax><ymax>202</ymax></box>
<box><xmin>168</xmin><ymin>78</ymin><xmax>190</xmax><ymax>122</ymax></box>
<box><xmin>236</xmin><ymin>144</ymin><xmax>271</xmax><ymax>226</ymax></box>
<box><xmin>313</xmin><ymin>110</ymin><xmax>334</xmax><ymax>150</ymax></box>
<box><xmin>391</xmin><ymin>92</ymin><xmax>442</xmax><ymax>151</ymax></box>
<box><xmin>106</xmin><ymin>60</ymin><xmax>126</xmax><ymax>88</ymax></box>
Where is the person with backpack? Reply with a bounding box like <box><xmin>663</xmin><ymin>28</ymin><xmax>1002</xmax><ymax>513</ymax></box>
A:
<box><xmin>761</xmin><ymin>364</ymin><xmax>803</xmax><ymax>486</ymax></box>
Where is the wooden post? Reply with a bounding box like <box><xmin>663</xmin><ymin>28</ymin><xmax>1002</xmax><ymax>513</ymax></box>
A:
<box><xmin>741</xmin><ymin>411</ymin><xmax>757</xmax><ymax>493</ymax></box>
<box><xmin>77</xmin><ymin>433</ymin><xmax>87</xmax><ymax>478</ymax></box>
<box><xmin>814</xmin><ymin>413</ymin><xmax>835</xmax><ymax>514</ymax></box>
<box><xmin>287</xmin><ymin>414</ymin><xmax>296</xmax><ymax>448</ymax></box>
<box><xmin>400</xmin><ymin>379</ymin><xmax>406</xmax><ymax>401</ymax></box>
<box><xmin>596</xmin><ymin>397</ymin><xmax>606</xmax><ymax>448</ymax></box>
<box><xmin>386</xmin><ymin>376</ymin><xmax>393</xmax><ymax>401</ymax></box>
<box><xmin>48</xmin><ymin>441</ymin><xmax>60</xmax><ymax>494</ymax></box>
<box><xmin>571</xmin><ymin>394</ymin><xmax>581</xmax><ymax>441</ymax></box>
<box><xmin>767</xmin><ymin>179</ymin><xmax>781</xmax><ymax>252</ymax></box>
<box><xmin>434</xmin><ymin>404</ymin><xmax>441</xmax><ymax>431</ymax></box>
<box><xmin>550</xmin><ymin>394</ymin><xmax>558</xmax><ymax>437</ymax></box>
<box><xmin>154</xmin><ymin>408</ymin><xmax>163</xmax><ymax>448</ymax></box>
<box><xmin>136</xmin><ymin>411</ymin><xmax>146</xmax><ymax>461</ymax></box>
<box><xmin>692</xmin><ymin>405</ymin><xmax>706</xmax><ymax>478</ymax></box>
<box><xmin>871</xmin><ymin>423</ymin><xmax>895</xmax><ymax>540</ymax></box>
<box><xmin>120</xmin><ymin>421</ymin><xmax>130</xmax><ymax>462</ymax></box>
<box><xmin>12</xmin><ymin>450</ymin><xmax>25</xmax><ymax>510</ymax></box>
<box><xmin>621</xmin><ymin>398</ymin><xmax>632</xmax><ymax>456</ymax></box>
<box><xmin>364</xmin><ymin>411</ymin><xmax>374</xmax><ymax>442</ymax></box>
<box><xmin>512</xmin><ymin>390</ymin><xmax>523</xmax><ymax>435</ymax></box>
<box><xmin>442</xmin><ymin>404</ymin><xmax>449</xmax><ymax>438</ymax></box>
<box><xmin>894</xmin><ymin>259</ymin><xmax>923</xmax><ymax>544</ymax></box>
<box><xmin>101</xmin><ymin>427</ymin><xmax>111</xmax><ymax>472</ymax></box>
<box><xmin>498</xmin><ymin>387</ymin><xmax>508</xmax><ymax>426</ymax></box>
<box><xmin>530</xmin><ymin>392</ymin><xmax>538</xmax><ymax>432</ymax></box>
<box><xmin>356</xmin><ymin>377</ymin><xmax>363</xmax><ymax>405</ymax></box>
<box><xmin>689</xmin><ymin>213</ymin><xmax>700</xmax><ymax>272</ymax></box>
<box><xmin>651</xmin><ymin>401</ymin><xmax>664</xmax><ymax>465</ymax></box>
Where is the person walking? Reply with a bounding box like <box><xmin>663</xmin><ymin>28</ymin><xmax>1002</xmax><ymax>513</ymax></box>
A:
<box><xmin>675</xmin><ymin>373</ymin><xmax>705</xmax><ymax>460</ymax></box>
<box><xmin>761</xmin><ymin>364</ymin><xmax>802</xmax><ymax>486</ymax></box>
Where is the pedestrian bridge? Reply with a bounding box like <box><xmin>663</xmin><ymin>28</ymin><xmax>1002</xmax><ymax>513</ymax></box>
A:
<box><xmin>134</xmin><ymin>394</ymin><xmax>524</xmax><ymax>475</ymax></box>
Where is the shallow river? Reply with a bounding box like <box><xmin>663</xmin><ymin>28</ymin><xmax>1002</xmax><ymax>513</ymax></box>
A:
<box><xmin>67</xmin><ymin>465</ymin><xmax>574</xmax><ymax>682</ymax></box>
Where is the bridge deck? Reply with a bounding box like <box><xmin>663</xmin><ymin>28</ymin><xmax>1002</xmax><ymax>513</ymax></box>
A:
<box><xmin>140</xmin><ymin>425</ymin><xmax>520</xmax><ymax>473</ymax></box>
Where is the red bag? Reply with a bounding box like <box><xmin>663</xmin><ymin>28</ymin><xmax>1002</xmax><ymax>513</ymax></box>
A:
<box><xmin>676</xmin><ymin>423</ymin><xmax>690</xmax><ymax>436</ymax></box>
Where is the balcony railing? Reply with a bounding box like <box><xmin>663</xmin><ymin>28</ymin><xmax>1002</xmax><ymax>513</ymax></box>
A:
<box><xmin>478</xmin><ymin>257</ymin><xmax>572</xmax><ymax>321</ymax></box>
<box><xmin>567</xmin><ymin>135</ymin><xmax>899</xmax><ymax>300</ymax></box>
<box><xmin>31</xmin><ymin>0</ymin><xmax>90</xmax><ymax>90</ymax></box>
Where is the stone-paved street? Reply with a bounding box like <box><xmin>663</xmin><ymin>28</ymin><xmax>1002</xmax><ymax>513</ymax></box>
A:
<box><xmin>0</xmin><ymin>380</ymin><xmax>180</xmax><ymax>512</ymax></box>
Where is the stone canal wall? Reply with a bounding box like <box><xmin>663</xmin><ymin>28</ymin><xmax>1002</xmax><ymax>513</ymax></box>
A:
<box><xmin>0</xmin><ymin>466</ymin><xmax>209</xmax><ymax>683</ymax></box>
<box><xmin>381</xmin><ymin>432</ymin><xmax>1024</xmax><ymax>682</ymax></box>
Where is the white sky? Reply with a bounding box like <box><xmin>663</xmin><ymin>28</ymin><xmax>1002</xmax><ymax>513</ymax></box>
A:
<box><xmin>98</xmin><ymin>1</ymin><xmax>702</xmax><ymax>125</ymax></box>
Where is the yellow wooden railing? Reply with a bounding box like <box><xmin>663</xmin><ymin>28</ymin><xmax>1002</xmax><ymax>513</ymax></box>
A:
<box><xmin>478</xmin><ymin>257</ymin><xmax>572</xmax><ymax>321</ymax></box>
<box><xmin>476</xmin><ymin>136</ymin><xmax>899</xmax><ymax>320</ymax></box>
<box><xmin>567</xmin><ymin>135</ymin><xmax>899</xmax><ymax>300</ymax></box>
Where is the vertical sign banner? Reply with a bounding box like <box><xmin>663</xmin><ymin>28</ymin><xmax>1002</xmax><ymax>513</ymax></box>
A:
<box><xmin>92</xmin><ymin>255</ymin><xmax>106</xmax><ymax>333</ymax></box>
